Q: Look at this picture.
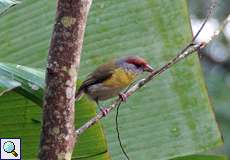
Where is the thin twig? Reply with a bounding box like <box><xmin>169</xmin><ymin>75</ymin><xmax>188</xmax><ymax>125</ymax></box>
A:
<box><xmin>192</xmin><ymin>0</ymin><xmax>217</xmax><ymax>42</ymax></box>
<box><xmin>76</xmin><ymin>12</ymin><xmax>230</xmax><ymax>136</ymax></box>
<box><xmin>205</xmin><ymin>14</ymin><xmax>230</xmax><ymax>44</ymax></box>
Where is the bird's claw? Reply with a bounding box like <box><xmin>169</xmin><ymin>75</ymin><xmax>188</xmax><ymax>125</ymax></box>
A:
<box><xmin>119</xmin><ymin>93</ymin><xmax>128</xmax><ymax>102</ymax></box>
<box><xmin>100</xmin><ymin>108</ymin><xmax>109</xmax><ymax>117</ymax></box>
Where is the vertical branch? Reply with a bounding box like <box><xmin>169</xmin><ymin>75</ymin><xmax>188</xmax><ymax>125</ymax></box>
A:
<box><xmin>39</xmin><ymin>0</ymin><xmax>92</xmax><ymax>159</ymax></box>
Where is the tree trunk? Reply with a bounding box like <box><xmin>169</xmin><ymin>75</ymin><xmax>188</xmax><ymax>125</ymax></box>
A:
<box><xmin>39</xmin><ymin>0</ymin><xmax>92</xmax><ymax>159</ymax></box>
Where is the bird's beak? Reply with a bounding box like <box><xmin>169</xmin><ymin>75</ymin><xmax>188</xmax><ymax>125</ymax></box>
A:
<box><xmin>144</xmin><ymin>64</ymin><xmax>154</xmax><ymax>73</ymax></box>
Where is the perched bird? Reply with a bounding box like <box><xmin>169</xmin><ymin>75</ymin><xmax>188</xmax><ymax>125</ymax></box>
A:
<box><xmin>75</xmin><ymin>55</ymin><xmax>154</xmax><ymax>116</ymax></box>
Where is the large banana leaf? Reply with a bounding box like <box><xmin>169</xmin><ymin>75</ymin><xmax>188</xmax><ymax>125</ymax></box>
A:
<box><xmin>0</xmin><ymin>63</ymin><xmax>110</xmax><ymax>159</ymax></box>
<box><xmin>0</xmin><ymin>0</ymin><xmax>223</xmax><ymax>160</ymax></box>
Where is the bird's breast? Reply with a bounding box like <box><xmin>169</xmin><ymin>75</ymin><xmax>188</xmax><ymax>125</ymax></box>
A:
<box><xmin>103</xmin><ymin>68</ymin><xmax>136</xmax><ymax>88</ymax></box>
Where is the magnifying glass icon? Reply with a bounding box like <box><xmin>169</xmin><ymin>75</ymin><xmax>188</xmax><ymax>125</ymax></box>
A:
<box><xmin>3</xmin><ymin>141</ymin><xmax>18</xmax><ymax>157</ymax></box>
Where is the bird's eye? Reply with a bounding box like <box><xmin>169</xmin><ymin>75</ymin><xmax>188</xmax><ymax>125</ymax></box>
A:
<box><xmin>135</xmin><ymin>64</ymin><xmax>142</xmax><ymax>68</ymax></box>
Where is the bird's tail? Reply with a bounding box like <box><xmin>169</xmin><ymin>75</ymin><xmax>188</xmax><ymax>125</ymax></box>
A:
<box><xmin>75</xmin><ymin>89</ymin><xmax>84</xmax><ymax>101</ymax></box>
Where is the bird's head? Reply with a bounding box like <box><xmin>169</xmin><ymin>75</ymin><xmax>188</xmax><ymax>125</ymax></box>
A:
<box><xmin>117</xmin><ymin>55</ymin><xmax>154</xmax><ymax>74</ymax></box>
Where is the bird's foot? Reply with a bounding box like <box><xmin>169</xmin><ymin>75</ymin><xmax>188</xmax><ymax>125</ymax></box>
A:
<box><xmin>100</xmin><ymin>108</ymin><xmax>109</xmax><ymax>117</ymax></box>
<box><xmin>119</xmin><ymin>93</ymin><xmax>128</xmax><ymax>102</ymax></box>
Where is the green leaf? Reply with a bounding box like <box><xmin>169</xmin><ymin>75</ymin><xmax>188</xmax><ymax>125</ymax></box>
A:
<box><xmin>0</xmin><ymin>0</ymin><xmax>223</xmax><ymax>160</ymax></box>
<box><xmin>0</xmin><ymin>63</ymin><xmax>110</xmax><ymax>159</ymax></box>
<box><xmin>0</xmin><ymin>0</ymin><xmax>19</xmax><ymax>15</ymax></box>
<box><xmin>0</xmin><ymin>76</ymin><xmax>20</xmax><ymax>96</ymax></box>
<box><xmin>0</xmin><ymin>63</ymin><xmax>44</xmax><ymax>105</ymax></box>
<box><xmin>172</xmin><ymin>155</ymin><xmax>228</xmax><ymax>160</ymax></box>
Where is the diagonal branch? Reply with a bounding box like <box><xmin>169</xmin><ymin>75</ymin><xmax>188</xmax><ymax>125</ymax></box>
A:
<box><xmin>75</xmin><ymin>13</ymin><xmax>230</xmax><ymax>136</ymax></box>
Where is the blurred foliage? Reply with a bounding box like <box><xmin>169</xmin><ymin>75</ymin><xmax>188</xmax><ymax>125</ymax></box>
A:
<box><xmin>189</xmin><ymin>0</ymin><xmax>230</xmax><ymax>157</ymax></box>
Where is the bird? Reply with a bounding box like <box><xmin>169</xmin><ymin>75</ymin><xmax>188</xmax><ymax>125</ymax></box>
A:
<box><xmin>75</xmin><ymin>55</ymin><xmax>154</xmax><ymax>116</ymax></box>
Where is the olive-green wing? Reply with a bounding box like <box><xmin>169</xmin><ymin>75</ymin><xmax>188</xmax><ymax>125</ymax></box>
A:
<box><xmin>79</xmin><ymin>60</ymin><xmax>118</xmax><ymax>90</ymax></box>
